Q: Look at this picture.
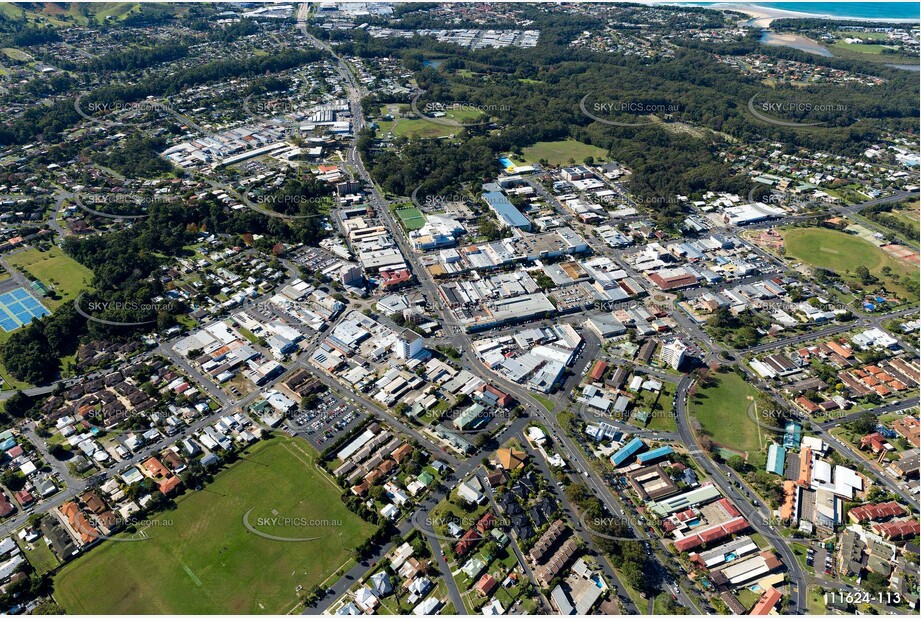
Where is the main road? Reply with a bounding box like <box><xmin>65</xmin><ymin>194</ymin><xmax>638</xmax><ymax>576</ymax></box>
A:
<box><xmin>673</xmin><ymin>375</ymin><xmax>808</xmax><ymax>614</ymax></box>
<box><xmin>295</xmin><ymin>7</ymin><xmax>701</xmax><ymax>612</ymax></box>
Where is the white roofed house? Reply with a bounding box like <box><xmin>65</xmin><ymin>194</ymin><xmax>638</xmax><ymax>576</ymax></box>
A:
<box><xmin>406</xmin><ymin>576</ymin><xmax>432</xmax><ymax>603</ymax></box>
<box><xmin>413</xmin><ymin>597</ymin><xmax>441</xmax><ymax>615</ymax></box>
<box><xmin>354</xmin><ymin>587</ymin><xmax>378</xmax><ymax>612</ymax></box>
<box><xmin>457</xmin><ymin>481</ymin><xmax>484</xmax><ymax>505</ymax></box>
<box><xmin>389</xmin><ymin>541</ymin><xmax>414</xmax><ymax>570</ymax></box>
<box><xmin>380</xmin><ymin>503</ymin><xmax>400</xmax><ymax>520</ymax></box>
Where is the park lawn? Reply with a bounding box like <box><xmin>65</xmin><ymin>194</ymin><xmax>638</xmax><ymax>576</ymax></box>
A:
<box><xmin>0</xmin><ymin>359</ymin><xmax>32</xmax><ymax>390</ymax></box>
<box><xmin>54</xmin><ymin>437</ymin><xmax>374</xmax><ymax>615</ymax></box>
<box><xmin>690</xmin><ymin>371</ymin><xmax>764</xmax><ymax>454</ymax></box>
<box><xmin>836</xmin><ymin>31</ymin><xmax>888</xmax><ymax>41</ymax></box>
<box><xmin>391</xmin><ymin>118</ymin><xmax>456</xmax><ymax>139</ymax></box>
<box><xmin>806</xmin><ymin>586</ymin><xmax>826</xmax><ymax>614</ymax></box>
<box><xmin>94</xmin><ymin>3</ymin><xmax>143</xmax><ymax>21</ymax></box>
<box><xmin>830</xmin><ymin>41</ymin><xmax>890</xmax><ymax>55</ymax></box>
<box><xmin>645</xmin><ymin>408</ymin><xmax>677</xmax><ymax>432</ymax></box>
<box><xmin>6</xmin><ymin>246</ymin><xmax>93</xmax><ymax>310</ymax></box>
<box><xmin>521</xmin><ymin>140</ymin><xmax>607</xmax><ymax>166</ymax></box>
<box><xmin>1</xmin><ymin>3</ymin><xmax>151</xmax><ymax>26</ymax></box>
<box><xmin>1</xmin><ymin>47</ymin><xmax>33</xmax><ymax>61</ymax></box>
<box><xmin>782</xmin><ymin>227</ymin><xmax>919</xmax><ymax>301</ymax></box>
<box><xmin>444</xmin><ymin>107</ymin><xmax>486</xmax><ymax>123</ymax></box>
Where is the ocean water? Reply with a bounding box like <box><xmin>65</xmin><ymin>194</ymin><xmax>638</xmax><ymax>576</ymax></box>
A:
<box><xmin>680</xmin><ymin>2</ymin><xmax>920</xmax><ymax>21</ymax></box>
<box><xmin>755</xmin><ymin>3</ymin><xmax>920</xmax><ymax>21</ymax></box>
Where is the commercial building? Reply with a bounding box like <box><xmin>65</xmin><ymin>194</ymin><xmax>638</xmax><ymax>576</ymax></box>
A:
<box><xmin>659</xmin><ymin>339</ymin><xmax>688</xmax><ymax>370</ymax></box>
<box><xmin>394</xmin><ymin>329</ymin><xmax>423</xmax><ymax>360</ymax></box>
<box><xmin>482</xmin><ymin>188</ymin><xmax>531</xmax><ymax>231</ymax></box>
<box><xmin>766</xmin><ymin>443</ymin><xmax>786</xmax><ymax>476</ymax></box>
<box><xmin>609</xmin><ymin>437</ymin><xmax>644</xmax><ymax>467</ymax></box>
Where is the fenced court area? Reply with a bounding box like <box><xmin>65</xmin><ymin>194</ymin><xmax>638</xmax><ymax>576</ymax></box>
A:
<box><xmin>394</xmin><ymin>206</ymin><xmax>426</xmax><ymax>230</ymax></box>
<box><xmin>0</xmin><ymin>287</ymin><xmax>50</xmax><ymax>332</ymax></box>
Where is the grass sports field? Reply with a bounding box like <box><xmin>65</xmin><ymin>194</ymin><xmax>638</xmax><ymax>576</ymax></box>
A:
<box><xmin>394</xmin><ymin>206</ymin><xmax>426</xmax><ymax>230</ymax></box>
<box><xmin>6</xmin><ymin>246</ymin><xmax>93</xmax><ymax>310</ymax></box>
<box><xmin>691</xmin><ymin>371</ymin><xmax>764</xmax><ymax>454</ymax></box>
<box><xmin>830</xmin><ymin>41</ymin><xmax>891</xmax><ymax>55</ymax></box>
<box><xmin>522</xmin><ymin>139</ymin><xmax>607</xmax><ymax>166</ymax></box>
<box><xmin>54</xmin><ymin>437</ymin><xmax>374</xmax><ymax>614</ymax></box>
<box><xmin>782</xmin><ymin>227</ymin><xmax>918</xmax><ymax>300</ymax></box>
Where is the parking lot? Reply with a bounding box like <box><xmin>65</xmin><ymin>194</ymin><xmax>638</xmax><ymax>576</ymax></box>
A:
<box><xmin>284</xmin><ymin>391</ymin><xmax>365</xmax><ymax>447</ymax></box>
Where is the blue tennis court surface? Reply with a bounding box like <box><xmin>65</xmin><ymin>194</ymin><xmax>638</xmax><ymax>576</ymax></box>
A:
<box><xmin>0</xmin><ymin>287</ymin><xmax>50</xmax><ymax>332</ymax></box>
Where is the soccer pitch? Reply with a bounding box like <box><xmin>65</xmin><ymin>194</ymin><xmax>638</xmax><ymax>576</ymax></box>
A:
<box><xmin>54</xmin><ymin>437</ymin><xmax>374</xmax><ymax>614</ymax></box>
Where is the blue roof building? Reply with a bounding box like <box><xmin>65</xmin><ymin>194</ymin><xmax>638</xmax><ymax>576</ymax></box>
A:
<box><xmin>610</xmin><ymin>437</ymin><xmax>644</xmax><ymax>467</ymax></box>
<box><xmin>637</xmin><ymin>445</ymin><xmax>673</xmax><ymax>464</ymax></box>
<box><xmin>483</xmin><ymin>191</ymin><xmax>531</xmax><ymax>231</ymax></box>
<box><xmin>766</xmin><ymin>443</ymin><xmax>786</xmax><ymax>476</ymax></box>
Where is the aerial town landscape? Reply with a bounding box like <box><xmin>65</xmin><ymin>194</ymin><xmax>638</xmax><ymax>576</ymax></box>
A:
<box><xmin>0</xmin><ymin>1</ymin><xmax>918</xmax><ymax>616</ymax></box>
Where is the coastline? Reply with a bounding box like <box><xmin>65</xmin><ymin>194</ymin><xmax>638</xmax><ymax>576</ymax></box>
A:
<box><xmin>677</xmin><ymin>3</ymin><xmax>921</xmax><ymax>27</ymax></box>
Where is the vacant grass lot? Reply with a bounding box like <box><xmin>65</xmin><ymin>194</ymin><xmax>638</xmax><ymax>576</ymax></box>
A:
<box><xmin>390</xmin><ymin>118</ymin><xmax>457</xmax><ymax>139</ymax></box>
<box><xmin>521</xmin><ymin>139</ymin><xmax>607</xmax><ymax>166</ymax></box>
<box><xmin>16</xmin><ymin>536</ymin><xmax>60</xmax><ymax>575</ymax></box>
<box><xmin>691</xmin><ymin>371</ymin><xmax>763</xmax><ymax>454</ymax></box>
<box><xmin>892</xmin><ymin>202</ymin><xmax>921</xmax><ymax>232</ymax></box>
<box><xmin>54</xmin><ymin>437</ymin><xmax>374</xmax><ymax>614</ymax></box>
<box><xmin>6</xmin><ymin>246</ymin><xmax>93</xmax><ymax>310</ymax></box>
<box><xmin>783</xmin><ymin>227</ymin><xmax>918</xmax><ymax>300</ymax></box>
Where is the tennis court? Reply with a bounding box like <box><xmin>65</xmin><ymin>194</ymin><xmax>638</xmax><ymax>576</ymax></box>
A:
<box><xmin>0</xmin><ymin>287</ymin><xmax>50</xmax><ymax>332</ymax></box>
